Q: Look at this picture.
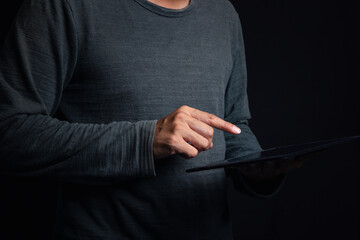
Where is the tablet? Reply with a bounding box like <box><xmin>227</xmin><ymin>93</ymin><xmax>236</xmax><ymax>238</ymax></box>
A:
<box><xmin>186</xmin><ymin>135</ymin><xmax>360</xmax><ymax>173</ymax></box>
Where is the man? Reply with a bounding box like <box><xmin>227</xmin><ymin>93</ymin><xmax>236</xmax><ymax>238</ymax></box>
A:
<box><xmin>0</xmin><ymin>0</ymin><xmax>299</xmax><ymax>239</ymax></box>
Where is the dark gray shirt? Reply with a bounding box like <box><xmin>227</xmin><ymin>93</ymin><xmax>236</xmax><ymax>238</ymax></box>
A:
<box><xmin>0</xmin><ymin>0</ymin><xmax>262</xmax><ymax>239</ymax></box>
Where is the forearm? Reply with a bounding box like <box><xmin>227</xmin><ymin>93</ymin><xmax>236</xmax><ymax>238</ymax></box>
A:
<box><xmin>0</xmin><ymin>113</ymin><xmax>157</xmax><ymax>184</ymax></box>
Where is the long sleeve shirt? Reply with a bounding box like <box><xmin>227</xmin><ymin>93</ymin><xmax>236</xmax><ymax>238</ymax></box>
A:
<box><xmin>0</xmin><ymin>0</ymin><xmax>263</xmax><ymax>239</ymax></box>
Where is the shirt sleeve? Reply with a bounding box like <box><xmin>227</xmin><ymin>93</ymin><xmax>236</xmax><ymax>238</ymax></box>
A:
<box><xmin>0</xmin><ymin>0</ymin><xmax>157</xmax><ymax>184</ymax></box>
<box><xmin>224</xmin><ymin>14</ymin><xmax>262</xmax><ymax>159</ymax></box>
<box><xmin>224</xmin><ymin>14</ymin><xmax>285</xmax><ymax>197</ymax></box>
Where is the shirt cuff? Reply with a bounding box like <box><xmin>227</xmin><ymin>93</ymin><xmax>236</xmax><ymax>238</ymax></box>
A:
<box><xmin>137</xmin><ymin>120</ymin><xmax>158</xmax><ymax>177</ymax></box>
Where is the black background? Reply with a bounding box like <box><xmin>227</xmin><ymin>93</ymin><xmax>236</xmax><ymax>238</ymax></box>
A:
<box><xmin>0</xmin><ymin>0</ymin><xmax>359</xmax><ymax>239</ymax></box>
<box><xmin>229</xmin><ymin>0</ymin><xmax>359</xmax><ymax>239</ymax></box>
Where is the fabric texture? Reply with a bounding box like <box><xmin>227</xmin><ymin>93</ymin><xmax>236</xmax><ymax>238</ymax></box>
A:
<box><xmin>0</xmin><ymin>0</ymin><xmax>266</xmax><ymax>239</ymax></box>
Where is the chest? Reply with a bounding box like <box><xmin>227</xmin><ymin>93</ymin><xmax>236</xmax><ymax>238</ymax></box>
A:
<box><xmin>63</xmin><ymin>5</ymin><xmax>234</xmax><ymax>120</ymax></box>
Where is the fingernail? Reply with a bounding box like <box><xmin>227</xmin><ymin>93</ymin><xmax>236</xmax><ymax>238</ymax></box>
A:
<box><xmin>210</xmin><ymin>142</ymin><xmax>213</xmax><ymax>148</ymax></box>
<box><xmin>233</xmin><ymin>126</ymin><xmax>241</xmax><ymax>134</ymax></box>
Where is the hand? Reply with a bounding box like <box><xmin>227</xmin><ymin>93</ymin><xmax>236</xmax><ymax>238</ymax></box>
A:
<box><xmin>240</xmin><ymin>159</ymin><xmax>304</xmax><ymax>181</ymax></box>
<box><xmin>230</xmin><ymin>154</ymin><xmax>311</xmax><ymax>182</ymax></box>
<box><xmin>153</xmin><ymin>105</ymin><xmax>241</xmax><ymax>160</ymax></box>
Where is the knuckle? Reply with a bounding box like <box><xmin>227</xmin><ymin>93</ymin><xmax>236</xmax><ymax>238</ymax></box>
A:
<box><xmin>199</xmin><ymin>139</ymin><xmax>211</xmax><ymax>151</ymax></box>
<box><xmin>187</xmin><ymin>149</ymin><xmax>198</xmax><ymax>159</ymax></box>
<box><xmin>207</xmin><ymin>114</ymin><xmax>217</xmax><ymax>125</ymax></box>
<box><xmin>179</xmin><ymin>105</ymin><xmax>189</xmax><ymax>111</ymax></box>
<box><xmin>167</xmin><ymin>136</ymin><xmax>179</xmax><ymax>146</ymax></box>
<box><xmin>174</xmin><ymin>111</ymin><xmax>187</xmax><ymax>121</ymax></box>
<box><xmin>208</xmin><ymin>114</ymin><xmax>216</xmax><ymax>121</ymax></box>
<box><xmin>172</xmin><ymin>123</ymin><xmax>184</xmax><ymax>134</ymax></box>
<box><xmin>204</xmin><ymin>139</ymin><xmax>211</xmax><ymax>150</ymax></box>
<box><xmin>208</xmin><ymin>127</ymin><xmax>214</xmax><ymax>136</ymax></box>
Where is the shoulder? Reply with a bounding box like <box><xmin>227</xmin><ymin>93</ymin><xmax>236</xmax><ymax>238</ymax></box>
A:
<box><xmin>200</xmin><ymin>0</ymin><xmax>240</xmax><ymax>21</ymax></box>
<box><xmin>199</xmin><ymin>0</ymin><xmax>242</xmax><ymax>50</ymax></box>
<box><xmin>199</xmin><ymin>0</ymin><xmax>241</xmax><ymax>39</ymax></box>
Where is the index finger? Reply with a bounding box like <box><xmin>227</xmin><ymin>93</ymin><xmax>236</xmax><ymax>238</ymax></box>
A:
<box><xmin>185</xmin><ymin>107</ymin><xmax>241</xmax><ymax>134</ymax></box>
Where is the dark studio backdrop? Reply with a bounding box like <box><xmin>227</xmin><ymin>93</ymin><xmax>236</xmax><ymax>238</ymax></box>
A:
<box><xmin>0</xmin><ymin>0</ymin><xmax>359</xmax><ymax>239</ymax></box>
